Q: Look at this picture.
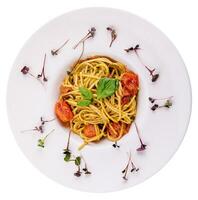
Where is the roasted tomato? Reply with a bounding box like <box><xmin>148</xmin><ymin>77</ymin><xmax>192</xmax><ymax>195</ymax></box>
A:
<box><xmin>121</xmin><ymin>72</ymin><xmax>139</xmax><ymax>97</ymax></box>
<box><xmin>121</xmin><ymin>96</ymin><xmax>131</xmax><ymax>105</ymax></box>
<box><xmin>83</xmin><ymin>124</ymin><xmax>96</xmax><ymax>138</ymax></box>
<box><xmin>107</xmin><ymin>122</ymin><xmax>130</xmax><ymax>137</ymax></box>
<box><xmin>125</xmin><ymin>123</ymin><xmax>131</xmax><ymax>133</ymax></box>
<box><xmin>107</xmin><ymin>122</ymin><xmax>121</xmax><ymax>137</ymax></box>
<box><xmin>60</xmin><ymin>85</ymin><xmax>72</xmax><ymax>94</ymax></box>
<box><xmin>55</xmin><ymin>99</ymin><xmax>73</xmax><ymax>122</ymax></box>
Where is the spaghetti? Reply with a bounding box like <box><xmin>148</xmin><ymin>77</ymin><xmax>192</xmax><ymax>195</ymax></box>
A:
<box><xmin>55</xmin><ymin>56</ymin><xmax>139</xmax><ymax>149</ymax></box>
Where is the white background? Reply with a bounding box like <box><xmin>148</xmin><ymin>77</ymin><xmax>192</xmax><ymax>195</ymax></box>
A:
<box><xmin>0</xmin><ymin>0</ymin><xmax>197</xmax><ymax>199</ymax></box>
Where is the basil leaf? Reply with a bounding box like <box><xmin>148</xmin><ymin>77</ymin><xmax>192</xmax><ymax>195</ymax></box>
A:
<box><xmin>79</xmin><ymin>87</ymin><xmax>93</xmax><ymax>100</ymax></box>
<box><xmin>77</xmin><ymin>100</ymin><xmax>91</xmax><ymax>106</ymax></box>
<box><xmin>75</xmin><ymin>156</ymin><xmax>81</xmax><ymax>166</ymax></box>
<box><xmin>97</xmin><ymin>78</ymin><xmax>119</xmax><ymax>99</ymax></box>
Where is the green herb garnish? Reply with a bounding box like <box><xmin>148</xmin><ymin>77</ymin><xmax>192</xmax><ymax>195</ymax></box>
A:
<box><xmin>149</xmin><ymin>96</ymin><xmax>173</xmax><ymax>111</ymax></box>
<box><xmin>97</xmin><ymin>78</ymin><xmax>119</xmax><ymax>99</ymax></box>
<box><xmin>63</xmin><ymin>131</ymin><xmax>72</xmax><ymax>161</ymax></box>
<box><xmin>79</xmin><ymin>87</ymin><xmax>93</xmax><ymax>99</ymax></box>
<box><xmin>77</xmin><ymin>87</ymin><xmax>93</xmax><ymax>106</ymax></box>
<box><xmin>37</xmin><ymin>139</ymin><xmax>45</xmax><ymax>148</ymax></box>
<box><xmin>62</xmin><ymin>131</ymin><xmax>91</xmax><ymax>177</ymax></box>
<box><xmin>37</xmin><ymin>129</ymin><xmax>55</xmax><ymax>148</ymax></box>
<box><xmin>125</xmin><ymin>45</ymin><xmax>159</xmax><ymax>82</ymax></box>
<box><xmin>77</xmin><ymin>99</ymin><xmax>91</xmax><ymax>106</ymax></box>
<box><xmin>63</xmin><ymin>150</ymin><xmax>71</xmax><ymax>161</ymax></box>
<box><xmin>164</xmin><ymin>99</ymin><xmax>172</xmax><ymax>108</ymax></box>
<box><xmin>75</xmin><ymin>156</ymin><xmax>81</xmax><ymax>166</ymax></box>
<box><xmin>122</xmin><ymin>152</ymin><xmax>139</xmax><ymax>181</ymax></box>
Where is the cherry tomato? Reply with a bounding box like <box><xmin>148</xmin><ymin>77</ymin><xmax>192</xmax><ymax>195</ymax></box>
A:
<box><xmin>59</xmin><ymin>85</ymin><xmax>72</xmax><ymax>94</ymax></box>
<box><xmin>107</xmin><ymin>122</ymin><xmax>130</xmax><ymax>137</ymax></box>
<box><xmin>55</xmin><ymin>99</ymin><xmax>73</xmax><ymax>122</ymax></box>
<box><xmin>121</xmin><ymin>96</ymin><xmax>131</xmax><ymax>105</ymax></box>
<box><xmin>107</xmin><ymin>122</ymin><xmax>122</xmax><ymax>137</ymax></box>
<box><xmin>121</xmin><ymin>72</ymin><xmax>139</xmax><ymax>97</ymax></box>
<box><xmin>83</xmin><ymin>124</ymin><xmax>96</xmax><ymax>138</ymax></box>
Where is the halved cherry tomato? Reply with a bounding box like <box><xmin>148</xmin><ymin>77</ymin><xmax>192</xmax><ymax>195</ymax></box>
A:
<box><xmin>121</xmin><ymin>96</ymin><xmax>131</xmax><ymax>105</ymax></box>
<box><xmin>107</xmin><ymin>122</ymin><xmax>122</xmax><ymax>138</ymax></box>
<box><xmin>122</xmin><ymin>87</ymin><xmax>132</xmax><ymax>97</ymax></box>
<box><xmin>107</xmin><ymin>122</ymin><xmax>131</xmax><ymax>137</ymax></box>
<box><xmin>83</xmin><ymin>124</ymin><xmax>96</xmax><ymax>138</ymax></box>
<box><xmin>55</xmin><ymin>99</ymin><xmax>73</xmax><ymax>122</ymax></box>
<box><xmin>60</xmin><ymin>85</ymin><xmax>72</xmax><ymax>94</ymax></box>
<box><xmin>121</xmin><ymin>72</ymin><xmax>139</xmax><ymax>97</ymax></box>
<box><xmin>125</xmin><ymin>123</ymin><xmax>131</xmax><ymax>133</ymax></box>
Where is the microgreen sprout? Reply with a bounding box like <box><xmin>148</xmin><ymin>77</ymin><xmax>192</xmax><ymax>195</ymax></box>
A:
<box><xmin>63</xmin><ymin>130</ymin><xmax>72</xmax><ymax>162</ymax></box>
<box><xmin>21</xmin><ymin>66</ymin><xmax>35</xmax><ymax>77</ymax></box>
<box><xmin>51</xmin><ymin>39</ymin><xmax>69</xmax><ymax>56</ymax></box>
<box><xmin>37</xmin><ymin>129</ymin><xmax>55</xmax><ymax>148</ymax></box>
<box><xmin>81</xmin><ymin>156</ymin><xmax>92</xmax><ymax>175</ymax></box>
<box><xmin>62</xmin><ymin>130</ymin><xmax>91</xmax><ymax>177</ymax></box>
<box><xmin>149</xmin><ymin>96</ymin><xmax>173</xmax><ymax>111</ymax></box>
<box><xmin>73</xmin><ymin>27</ymin><xmax>96</xmax><ymax>50</ymax></box>
<box><xmin>122</xmin><ymin>152</ymin><xmax>139</xmax><ymax>180</ymax></box>
<box><xmin>106</xmin><ymin>26</ymin><xmax>117</xmax><ymax>47</ymax></box>
<box><xmin>21</xmin><ymin>117</ymin><xmax>55</xmax><ymax>134</ymax></box>
<box><xmin>73</xmin><ymin>27</ymin><xmax>96</xmax><ymax>63</ymax></box>
<box><xmin>20</xmin><ymin>66</ymin><xmax>43</xmax><ymax>85</ymax></box>
<box><xmin>134</xmin><ymin>122</ymin><xmax>147</xmax><ymax>152</ymax></box>
<box><xmin>37</xmin><ymin>54</ymin><xmax>48</xmax><ymax>82</ymax></box>
<box><xmin>125</xmin><ymin>45</ymin><xmax>159</xmax><ymax>82</ymax></box>
<box><xmin>112</xmin><ymin>141</ymin><xmax>120</xmax><ymax>148</ymax></box>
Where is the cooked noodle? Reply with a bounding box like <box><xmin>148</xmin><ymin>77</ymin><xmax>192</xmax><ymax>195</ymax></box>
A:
<box><xmin>56</xmin><ymin>56</ymin><xmax>138</xmax><ymax>149</ymax></box>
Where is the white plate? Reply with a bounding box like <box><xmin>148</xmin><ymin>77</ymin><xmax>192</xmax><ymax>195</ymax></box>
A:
<box><xmin>7</xmin><ymin>7</ymin><xmax>191</xmax><ymax>192</ymax></box>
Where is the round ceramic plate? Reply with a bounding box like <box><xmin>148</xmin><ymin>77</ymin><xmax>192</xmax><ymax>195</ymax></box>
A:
<box><xmin>7</xmin><ymin>7</ymin><xmax>191</xmax><ymax>192</ymax></box>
